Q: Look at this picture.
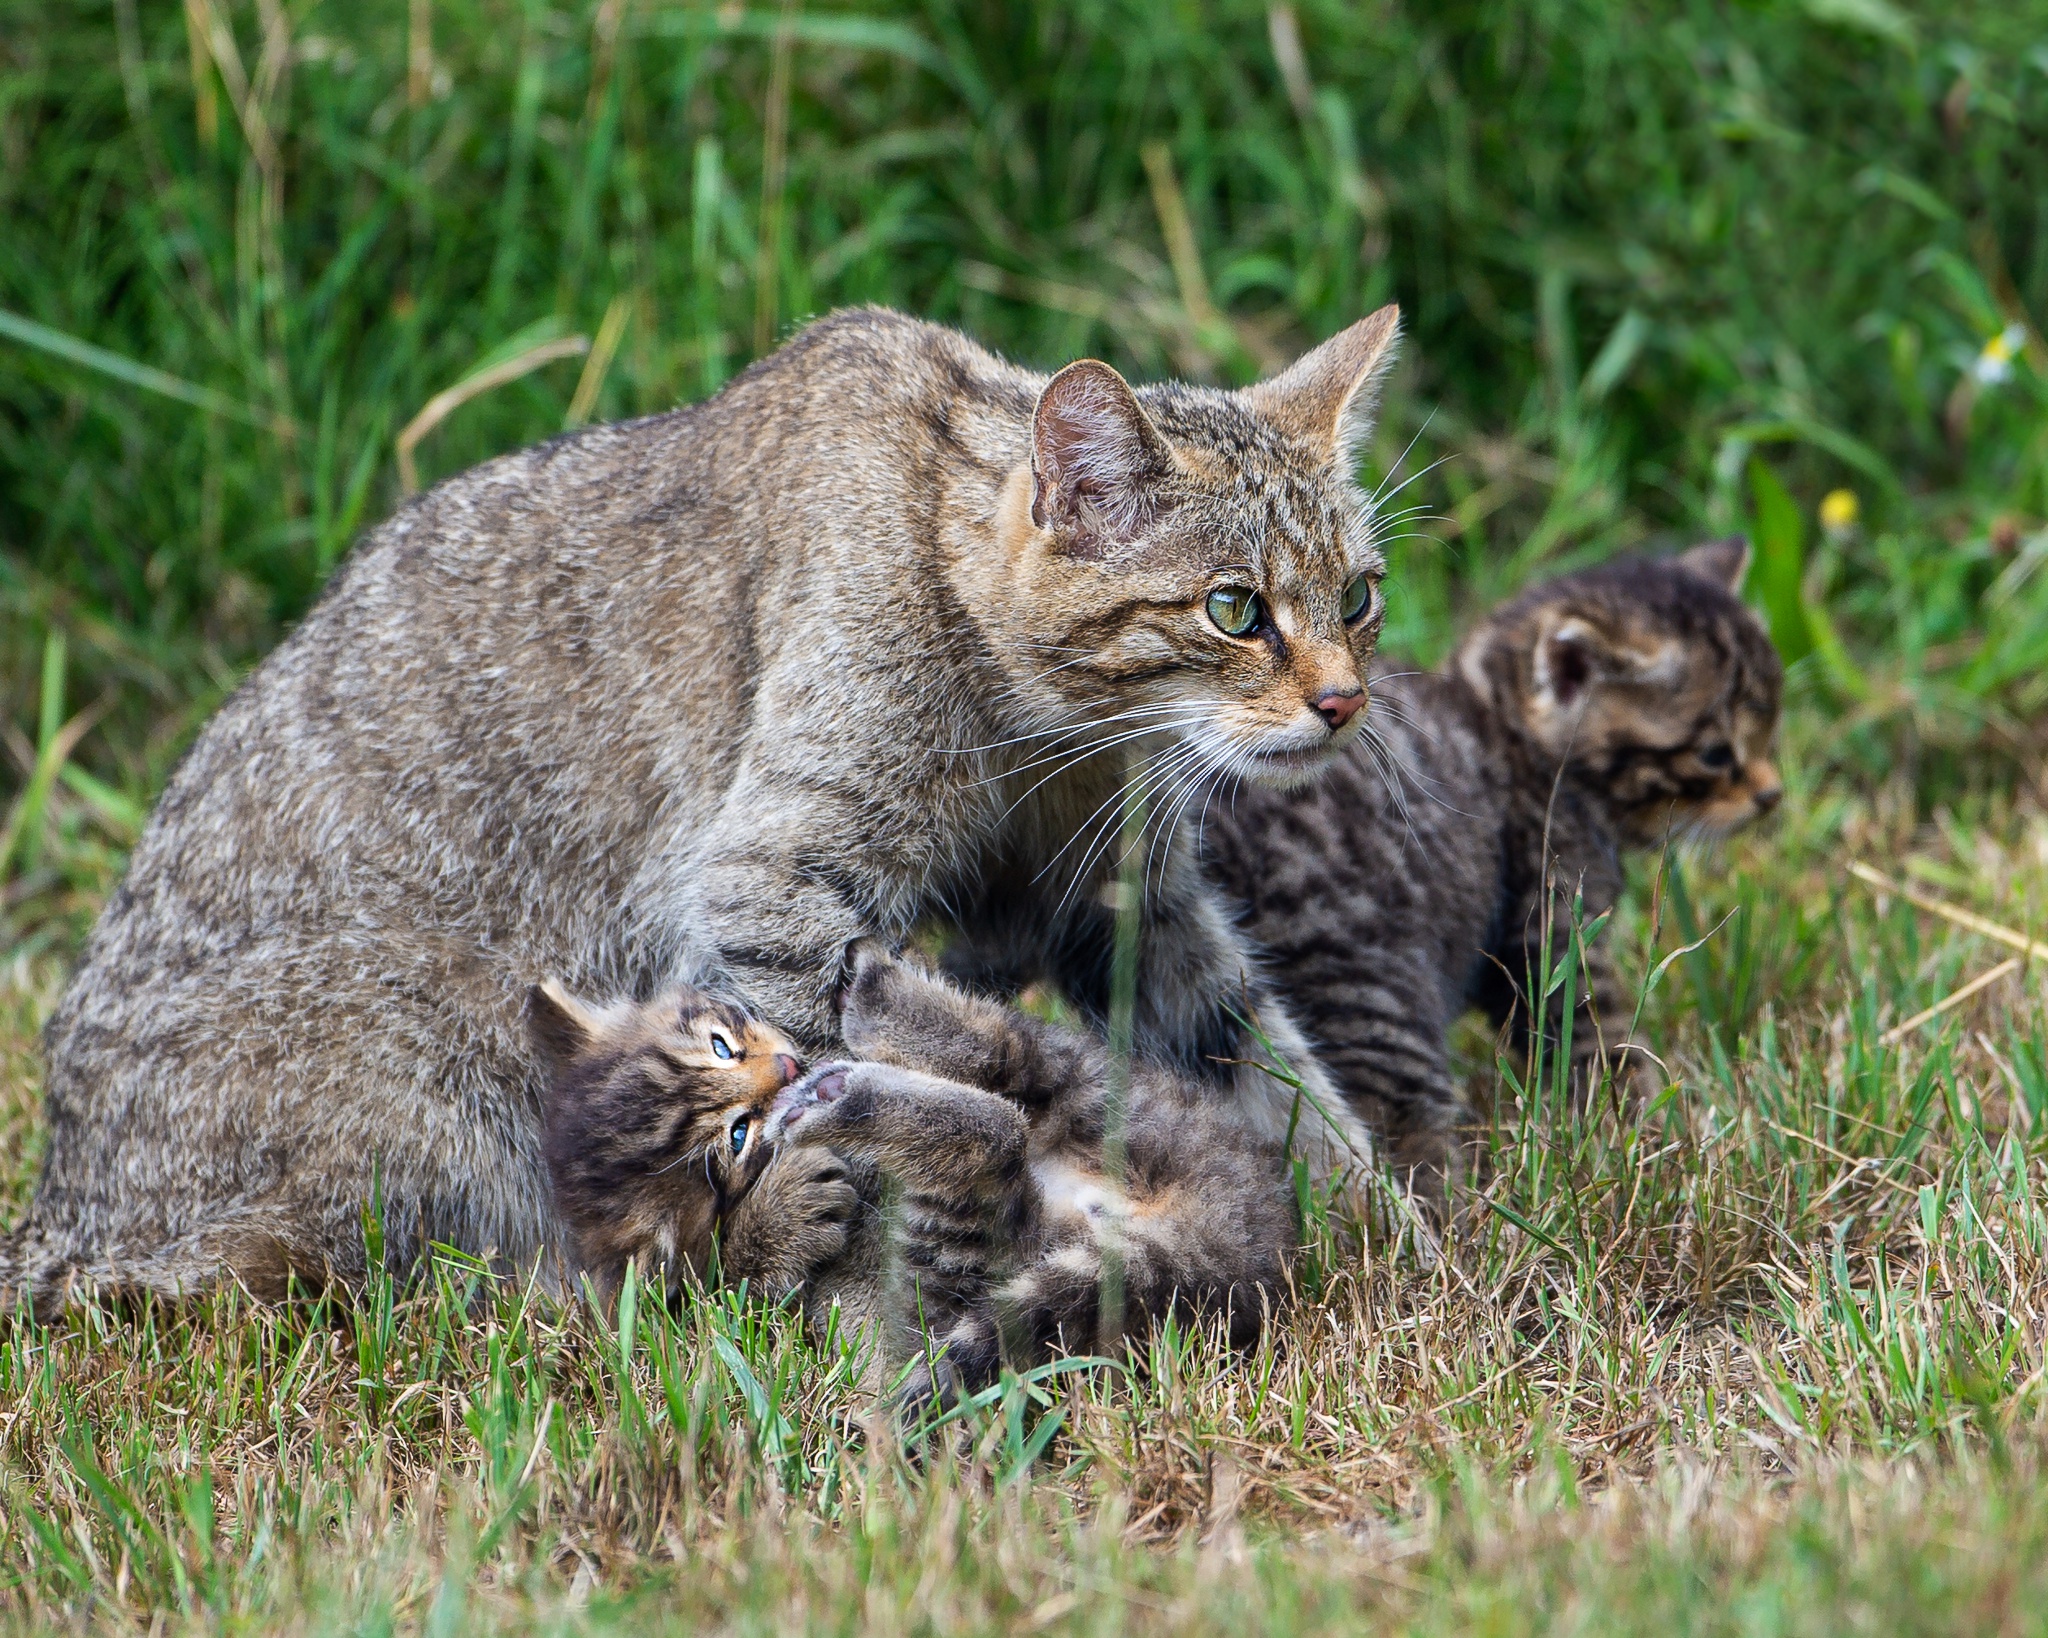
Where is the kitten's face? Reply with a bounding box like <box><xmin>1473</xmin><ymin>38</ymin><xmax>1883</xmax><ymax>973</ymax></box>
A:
<box><xmin>1490</xmin><ymin>542</ymin><xmax>1785</xmax><ymax>843</ymax></box>
<box><xmin>993</xmin><ymin>309</ymin><xmax>1402</xmax><ymax>791</ymax></box>
<box><xmin>531</xmin><ymin>982</ymin><xmax>804</xmax><ymax>1276</ymax></box>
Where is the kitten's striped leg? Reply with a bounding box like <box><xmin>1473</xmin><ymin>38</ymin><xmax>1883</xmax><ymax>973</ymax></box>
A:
<box><xmin>779</xmin><ymin>1062</ymin><xmax>1038</xmax><ymax>1399</ymax></box>
<box><xmin>997</xmin><ymin>1144</ymin><xmax>1291</xmax><ymax>1363</ymax></box>
<box><xmin>838</xmin><ymin>941</ymin><xmax>1100</xmax><ymax>1108</ymax></box>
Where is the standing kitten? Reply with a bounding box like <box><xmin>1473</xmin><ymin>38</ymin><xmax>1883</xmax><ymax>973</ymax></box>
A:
<box><xmin>14</xmin><ymin>305</ymin><xmax>1399</xmax><ymax>1307</ymax></box>
<box><xmin>540</xmin><ymin>945</ymin><xmax>1296</xmax><ymax>1398</ymax></box>
<box><xmin>1202</xmin><ymin>543</ymin><xmax>1783</xmax><ymax>1192</ymax></box>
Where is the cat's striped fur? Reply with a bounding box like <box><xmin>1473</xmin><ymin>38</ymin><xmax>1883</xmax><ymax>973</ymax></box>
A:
<box><xmin>541</xmin><ymin>945</ymin><xmax>1295</xmax><ymax>1401</ymax></box>
<box><xmin>10</xmin><ymin>306</ymin><xmax>1399</xmax><ymax>1306</ymax></box>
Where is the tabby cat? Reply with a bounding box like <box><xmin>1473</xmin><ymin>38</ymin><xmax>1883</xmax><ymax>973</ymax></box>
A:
<box><xmin>1202</xmin><ymin>542</ymin><xmax>1783</xmax><ymax>1192</ymax></box>
<box><xmin>11</xmin><ymin>305</ymin><xmax>1400</xmax><ymax>1306</ymax></box>
<box><xmin>526</xmin><ymin>981</ymin><xmax>819</xmax><ymax>1300</ymax></box>
<box><xmin>541</xmin><ymin>944</ymin><xmax>1296</xmax><ymax>1398</ymax></box>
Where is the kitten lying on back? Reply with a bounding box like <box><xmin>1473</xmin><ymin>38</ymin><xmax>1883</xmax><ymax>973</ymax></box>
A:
<box><xmin>539</xmin><ymin>946</ymin><xmax>1295</xmax><ymax>1399</ymax></box>
<box><xmin>526</xmin><ymin>981</ymin><xmax>831</xmax><ymax>1300</ymax></box>
<box><xmin>1202</xmin><ymin>542</ymin><xmax>1783</xmax><ymax>1193</ymax></box>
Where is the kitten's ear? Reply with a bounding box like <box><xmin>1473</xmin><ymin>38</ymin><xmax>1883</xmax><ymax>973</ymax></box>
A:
<box><xmin>1030</xmin><ymin>360</ymin><xmax>1176</xmax><ymax>554</ymax></box>
<box><xmin>1534</xmin><ymin>618</ymin><xmax>1617</xmax><ymax>712</ymax></box>
<box><xmin>1678</xmin><ymin>535</ymin><xmax>1752</xmax><ymax>594</ymax></box>
<box><xmin>1535</xmin><ymin>614</ymin><xmax>1676</xmax><ymax>715</ymax></box>
<box><xmin>527</xmin><ymin>980</ymin><xmax>601</xmax><ymax>1071</ymax></box>
<box><xmin>1244</xmin><ymin>304</ymin><xmax>1402</xmax><ymax>466</ymax></box>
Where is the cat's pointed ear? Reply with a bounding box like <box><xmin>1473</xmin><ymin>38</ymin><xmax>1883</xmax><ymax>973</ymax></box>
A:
<box><xmin>1678</xmin><ymin>535</ymin><xmax>1752</xmax><ymax>594</ymax></box>
<box><xmin>1030</xmin><ymin>360</ymin><xmax>1176</xmax><ymax>553</ymax></box>
<box><xmin>527</xmin><ymin>980</ymin><xmax>601</xmax><ymax>1071</ymax></box>
<box><xmin>1536</xmin><ymin>614</ymin><xmax>1677</xmax><ymax>716</ymax></box>
<box><xmin>1245</xmin><ymin>304</ymin><xmax>1402</xmax><ymax>466</ymax></box>
<box><xmin>1534</xmin><ymin>617</ymin><xmax>1620</xmax><ymax>712</ymax></box>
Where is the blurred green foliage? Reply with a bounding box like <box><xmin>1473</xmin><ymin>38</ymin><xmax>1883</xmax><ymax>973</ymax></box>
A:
<box><xmin>0</xmin><ymin>0</ymin><xmax>2045</xmax><ymax>930</ymax></box>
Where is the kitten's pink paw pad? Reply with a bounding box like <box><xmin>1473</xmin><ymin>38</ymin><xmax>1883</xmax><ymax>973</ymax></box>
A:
<box><xmin>796</xmin><ymin>1063</ymin><xmax>854</xmax><ymax>1104</ymax></box>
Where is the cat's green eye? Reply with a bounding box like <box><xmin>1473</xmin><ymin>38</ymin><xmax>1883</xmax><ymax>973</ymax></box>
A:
<box><xmin>710</xmin><ymin>1033</ymin><xmax>733</xmax><ymax>1060</ymax></box>
<box><xmin>1206</xmin><ymin>586</ymin><xmax>1262</xmax><ymax>637</ymax></box>
<box><xmin>1341</xmin><ymin>573</ymin><xmax>1377</xmax><ymax>624</ymax></box>
<box><xmin>729</xmin><ymin>1116</ymin><xmax>750</xmax><ymax>1155</ymax></box>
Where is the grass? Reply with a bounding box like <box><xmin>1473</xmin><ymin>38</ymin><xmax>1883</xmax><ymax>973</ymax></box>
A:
<box><xmin>5</xmin><ymin>0</ymin><xmax>2048</xmax><ymax>1630</ymax></box>
<box><xmin>6</xmin><ymin>748</ymin><xmax>2048</xmax><ymax>1631</ymax></box>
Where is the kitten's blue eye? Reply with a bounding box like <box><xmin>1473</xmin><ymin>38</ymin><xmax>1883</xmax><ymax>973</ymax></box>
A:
<box><xmin>710</xmin><ymin>1033</ymin><xmax>733</xmax><ymax>1060</ymax></box>
<box><xmin>730</xmin><ymin>1117</ymin><xmax>750</xmax><ymax>1154</ymax></box>
<box><xmin>1341</xmin><ymin>573</ymin><xmax>1377</xmax><ymax>624</ymax></box>
<box><xmin>1206</xmin><ymin>587</ymin><xmax>1262</xmax><ymax>637</ymax></box>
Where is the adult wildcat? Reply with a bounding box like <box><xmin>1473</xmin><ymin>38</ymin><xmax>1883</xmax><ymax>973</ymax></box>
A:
<box><xmin>1202</xmin><ymin>542</ymin><xmax>1783</xmax><ymax>1193</ymax></box>
<box><xmin>540</xmin><ymin>945</ymin><xmax>1295</xmax><ymax>1398</ymax></box>
<box><xmin>11</xmin><ymin>305</ymin><xmax>1399</xmax><ymax>1307</ymax></box>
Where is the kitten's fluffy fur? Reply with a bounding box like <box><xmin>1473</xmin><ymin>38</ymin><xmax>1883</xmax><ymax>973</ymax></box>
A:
<box><xmin>528</xmin><ymin>982</ymin><xmax>810</xmax><ymax>1298</ymax></box>
<box><xmin>542</xmin><ymin>945</ymin><xmax>1295</xmax><ymax>1398</ymax></box>
<box><xmin>1203</xmin><ymin>542</ymin><xmax>1784</xmax><ymax>1190</ymax></box>
<box><xmin>10</xmin><ymin>306</ymin><xmax>1401</xmax><ymax>1306</ymax></box>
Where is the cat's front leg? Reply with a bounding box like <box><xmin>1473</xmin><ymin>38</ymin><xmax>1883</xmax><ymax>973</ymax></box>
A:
<box><xmin>644</xmin><ymin>785</ymin><xmax>917</xmax><ymax>1050</ymax></box>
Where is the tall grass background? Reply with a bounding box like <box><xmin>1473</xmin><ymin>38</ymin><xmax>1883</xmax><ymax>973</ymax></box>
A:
<box><xmin>5</xmin><ymin>1</ymin><xmax>2048</xmax><ymax>1631</ymax></box>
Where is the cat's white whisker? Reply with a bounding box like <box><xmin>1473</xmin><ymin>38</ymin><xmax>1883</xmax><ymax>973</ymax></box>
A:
<box><xmin>945</xmin><ymin>697</ymin><xmax>1200</xmax><ymax>761</ymax></box>
<box><xmin>1048</xmin><ymin>735</ymin><xmax>1216</xmax><ymax>920</ymax></box>
<box><xmin>1045</xmin><ymin>737</ymin><xmax>1206</xmax><ymax>904</ymax></box>
<box><xmin>986</xmin><ymin>712</ymin><xmax>1216</xmax><ymax>825</ymax></box>
<box><xmin>1364</xmin><ymin>412</ymin><xmax>1439</xmax><ymax>508</ymax></box>
<box><xmin>1145</xmin><ymin>745</ymin><xmax>1226</xmax><ymax>897</ymax></box>
<box><xmin>965</xmin><ymin>706</ymin><xmax>1213</xmax><ymax>788</ymax></box>
<box><xmin>1364</xmin><ymin>447</ymin><xmax>1451</xmax><ymax>515</ymax></box>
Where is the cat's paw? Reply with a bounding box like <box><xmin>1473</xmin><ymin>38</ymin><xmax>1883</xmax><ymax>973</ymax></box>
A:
<box><xmin>776</xmin><ymin>1059</ymin><xmax>882</xmax><ymax>1135</ymax></box>
<box><xmin>755</xmin><ymin>1143</ymin><xmax>861</xmax><ymax>1268</ymax></box>
<box><xmin>895</xmin><ymin>1314</ymin><xmax>1003</xmax><ymax>1427</ymax></box>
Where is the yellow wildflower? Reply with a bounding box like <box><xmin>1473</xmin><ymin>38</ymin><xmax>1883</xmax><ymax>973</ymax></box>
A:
<box><xmin>1819</xmin><ymin>488</ymin><xmax>1859</xmax><ymax>535</ymax></box>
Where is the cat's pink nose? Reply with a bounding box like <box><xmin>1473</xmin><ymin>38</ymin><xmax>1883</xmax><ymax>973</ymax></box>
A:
<box><xmin>1754</xmin><ymin>785</ymin><xmax>1783</xmax><ymax>813</ymax></box>
<box><xmin>1315</xmin><ymin>689</ymin><xmax>1365</xmax><ymax>730</ymax></box>
<box><xmin>774</xmin><ymin>1054</ymin><xmax>800</xmax><ymax>1085</ymax></box>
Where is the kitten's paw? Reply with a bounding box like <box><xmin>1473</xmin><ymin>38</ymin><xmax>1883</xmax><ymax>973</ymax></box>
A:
<box><xmin>769</xmin><ymin>1060</ymin><xmax>858</xmax><ymax>1139</ymax></box>
<box><xmin>895</xmin><ymin>1315</ymin><xmax>1003</xmax><ymax>1426</ymax></box>
<box><xmin>766</xmin><ymin>1144</ymin><xmax>861</xmax><ymax>1257</ymax></box>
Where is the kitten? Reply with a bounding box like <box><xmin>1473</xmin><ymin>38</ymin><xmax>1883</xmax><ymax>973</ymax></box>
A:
<box><xmin>525</xmin><ymin>980</ymin><xmax>826</xmax><ymax>1301</ymax></box>
<box><xmin>540</xmin><ymin>945</ymin><xmax>1296</xmax><ymax>1399</ymax></box>
<box><xmin>17</xmin><ymin>305</ymin><xmax>1399</xmax><ymax>1307</ymax></box>
<box><xmin>1201</xmin><ymin>542</ymin><xmax>1784</xmax><ymax>1193</ymax></box>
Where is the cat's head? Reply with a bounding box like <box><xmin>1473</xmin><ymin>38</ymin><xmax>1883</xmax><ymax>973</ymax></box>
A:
<box><xmin>989</xmin><ymin>307</ymin><xmax>1402</xmax><ymax>790</ymax></box>
<box><xmin>1458</xmin><ymin>540</ymin><xmax>1785</xmax><ymax>842</ymax></box>
<box><xmin>529</xmin><ymin>981</ymin><xmax>803</xmax><ymax>1290</ymax></box>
